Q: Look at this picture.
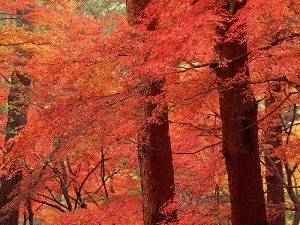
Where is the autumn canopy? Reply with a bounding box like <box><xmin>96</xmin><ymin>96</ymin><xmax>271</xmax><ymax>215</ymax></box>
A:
<box><xmin>0</xmin><ymin>0</ymin><xmax>299</xmax><ymax>224</ymax></box>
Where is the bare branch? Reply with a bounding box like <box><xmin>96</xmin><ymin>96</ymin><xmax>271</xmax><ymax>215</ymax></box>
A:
<box><xmin>0</xmin><ymin>72</ymin><xmax>11</xmax><ymax>84</ymax></box>
<box><xmin>36</xmin><ymin>192</ymin><xmax>68</xmax><ymax>210</ymax></box>
<box><xmin>32</xmin><ymin>198</ymin><xmax>65</xmax><ymax>212</ymax></box>
<box><xmin>74</xmin><ymin>158</ymin><xmax>104</xmax><ymax>209</ymax></box>
<box><xmin>169</xmin><ymin>120</ymin><xmax>222</xmax><ymax>139</ymax></box>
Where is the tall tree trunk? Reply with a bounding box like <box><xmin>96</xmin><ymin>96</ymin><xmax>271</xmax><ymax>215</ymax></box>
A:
<box><xmin>215</xmin><ymin>1</ymin><xmax>267</xmax><ymax>224</ymax></box>
<box><xmin>126</xmin><ymin>1</ymin><xmax>177</xmax><ymax>224</ymax></box>
<box><xmin>264</xmin><ymin>88</ymin><xmax>285</xmax><ymax>225</ymax></box>
<box><xmin>0</xmin><ymin>71</ymin><xmax>30</xmax><ymax>225</ymax></box>
<box><xmin>137</xmin><ymin>80</ymin><xmax>176</xmax><ymax>224</ymax></box>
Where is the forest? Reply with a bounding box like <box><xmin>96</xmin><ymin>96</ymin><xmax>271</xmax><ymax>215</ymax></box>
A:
<box><xmin>0</xmin><ymin>0</ymin><xmax>299</xmax><ymax>224</ymax></box>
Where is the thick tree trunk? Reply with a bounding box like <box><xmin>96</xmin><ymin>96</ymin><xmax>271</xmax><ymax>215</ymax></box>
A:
<box><xmin>264</xmin><ymin>92</ymin><xmax>285</xmax><ymax>225</ymax></box>
<box><xmin>126</xmin><ymin>1</ymin><xmax>176</xmax><ymax>224</ymax></box>
<box><xmin>138</xmin><ymin>80</ymin><xmax>176</xmax><ymax>224</ymax></box>
<box><xmin>0</xmin><ymin>71</ymin><xmax>30</xmax><ymax>225</ymax></box>
<box><xmin>215</xmin><ymin>1</ymin><xmax>267</xmax><ymax>224</ymax></box>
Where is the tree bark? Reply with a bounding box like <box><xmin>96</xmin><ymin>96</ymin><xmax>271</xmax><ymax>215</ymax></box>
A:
<box><xmin>126</xmin><ymin>1</ymin><xmax>177</xmax><ymax>224</ymax></box>
<box><xmin>215</xmin><ymin>1</ymin><xmax>267</xmax><ymax>224</ymax></box>
<box><xmin>285</xmin><ymin>163</ymin><xmax>300</xmax><ymax>225</ymax></box>
<box><xmin>292</xmin><ymin>205</ymin><xmax>300</xmax><ymax>225</ymax></box>
<box><xmin>0</xmin><ymin>71</ymin><xmax>30</xmax><ymax>225</ymax></box>
<box><xmin>265</xmin><ymin>157</ymin><xmax>285</xmax><ymax>225</ymax></box>
<box><xmin>264</xmin><ymin>90</ymin><xmax>285</xmax><ymax>225</ymax></box>
<box><xmin>137</xmin><ymin>80</ymin><xmax>176</xmax><ymax>224</ymax></box>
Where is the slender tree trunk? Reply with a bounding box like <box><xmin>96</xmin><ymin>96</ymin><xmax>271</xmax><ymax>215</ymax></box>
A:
<box><xmin>265</xmin><ymin>156</ymin><xmax>285</xmax><ymax>225</ymax></box>
<box><xmin>25</xmin><ymin>198</ymin><xmax>34</xmax><ymax>225</ymax></box>
<box><xmin>215</xmin><ymin>1</ymin><xmax>267</xmax><ymax>224</ymax></box>
<box><xmin>292</xmin><ymin>205</ymin><xmax>300</xmax><ymax>225</ymax></box>
<box><xmin>264</xmin><ymin>89</ymin><xmax>285</xmax><ymax>225</ymax></box>
<box><xmin>126</xmin><ymin>1</ymin><xmax>177</xmax><ymax>224</ymax></box>
<box><xmin>285</xmin><ymin>163</ymin><xmax>300</xmax><ymax>225</ymax></box>
<box><xmin>0</xmin><ymin>71</ymin><xmax>30</xmax><ymax>225</ymax></box>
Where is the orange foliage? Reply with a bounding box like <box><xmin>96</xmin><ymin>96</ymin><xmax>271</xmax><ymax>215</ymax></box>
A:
<box><xmin>0</xmin><ymin>0</ymin><xmax>299</xmax><ymax>224</ymax></box>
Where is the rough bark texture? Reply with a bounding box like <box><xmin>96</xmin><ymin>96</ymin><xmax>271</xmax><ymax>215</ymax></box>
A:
<box><xmin>126</xmin><ymin>1</ymin><xmax>176</xmax><ymax>224</ymax></box>
<box><xmin>138</xmin><ymin>80</ymin><xmax>176</xmax><ymax>224</ymax></box>
<box><xmin>0</xmin><ymin>71</ymin><xmax>30</xmax><ymax>225</ymax></box>
<box><xmin>264</xmin><ymin>92</ymin><xmax>285</xmax><ymax>225</ymax></box>
<box><xmin>215</xmin><ymin>1</ymin><xmax>267</xmax><ymax>224</ymax></box>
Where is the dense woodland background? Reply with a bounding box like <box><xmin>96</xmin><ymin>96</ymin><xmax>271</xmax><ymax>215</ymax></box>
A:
<box><xmin>0</xmin><ymin>0</ymin><xmax>300</xmax><ymax>224</ymax></box>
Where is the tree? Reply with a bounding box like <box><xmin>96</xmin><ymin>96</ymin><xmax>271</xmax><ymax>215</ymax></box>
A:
<box><xmin>214</xmin><ymin>0</ymin><xmax>267</xmax><ymax>224</ymax></box>
<box><xmin>0</xmin><ymin>0</ymin><xmax>299</xmax><ymax>224</ymax></box>
<box><xmin>0</xmin><ymin>6</ymin><xmax>33</xmax><ymax>224</ymax></box>
<box><xmin>0</xmin><ymin>71</ymin><xmax>30</xmax><ymax>225</ymax></box>
<box><xmin>126</xmin><ymin>0</ymin><xmax>177</xmax><ymax>224</ymax></box>
<box><xmin>263</xmin><ymin>84</ymin><xmax>285</xmax><ymax>225</ymax></box>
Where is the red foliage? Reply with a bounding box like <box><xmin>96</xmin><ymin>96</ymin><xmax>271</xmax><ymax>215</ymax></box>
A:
<box><xmin>0</xmin><ymin>0</ymin><xmax>299</xmax><ymax>224</ymax></box>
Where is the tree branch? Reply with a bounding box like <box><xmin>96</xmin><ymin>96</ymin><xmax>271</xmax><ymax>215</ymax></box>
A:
<box><xmin>178</xmin><ymin>31</ymin><xmax>300</xmax><ymax>72</ymax></box>
<box><xmin>32</xmin><ymin>198</ymin><xmax>65</xmax><ymax>212</ymax></box>
<box><xmin>173</xmin><ymin>91</ymin><xmax>297</xmax><ymax>154</ymax></box>
<box><xmin>169</xmin><ymin>120</ymin><xmax>222</xmax><ymax>139</ymax></box>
